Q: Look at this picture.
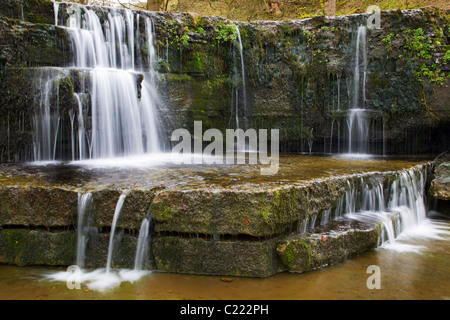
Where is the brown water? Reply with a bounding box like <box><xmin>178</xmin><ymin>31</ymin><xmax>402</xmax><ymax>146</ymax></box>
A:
<box><xmin>1</xmin><ymin>217</ymin><xmax>449</xmax><ymax>300</ymax></box>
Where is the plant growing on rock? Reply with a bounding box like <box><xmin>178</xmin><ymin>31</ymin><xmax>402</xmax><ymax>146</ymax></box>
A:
<box><xmin>214</xmin><ymin>22</ymin><xmax>237</xmax><ymax>43</ymax></box>
<box><xmin>382</xmin><ymin>33</ymin><xmax>395</xmax><ymax>54</ymax></box>
<box><xmin>398</xmin><ymin>26</ymin><xmax>450</xmax><ymax>116</ymax></box>
<box><xmin>403</xmin><ymin>28</ymin><xmax>448</xmax><ymax>86</ymax></box>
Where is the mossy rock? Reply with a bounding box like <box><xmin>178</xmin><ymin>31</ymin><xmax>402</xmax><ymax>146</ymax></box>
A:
<box><xmin>0</xmin><ymin>228</ymin><xmax>142</xmax><ymax>268</ymax></box>
<box><xmin>0</xmin><ymin>229</ymin><xmax>76</xmax><ymax>266</ymax></box>
<box><xmin>152</xmin><ymin>235</ymin><xmax>282</xmax><ymax>277</ymax></box>
<box><xmin>277</xmin><ymin>224</ymin><xmax>379</xmax><ymax>273</ymax></box>
<box><xmin>0</xmin><ymin>0</ymin><xmax>54</xmax><ymax>24</ymax></box>
<box><xmin>0</xmin><ymin>186</ymin><xmax>78</xmax><ymax>227</ymax></box>
<box><xmin>277</xmin><ymin>237</ymin><xmax>312</xmax><ymax>272</ymax></box>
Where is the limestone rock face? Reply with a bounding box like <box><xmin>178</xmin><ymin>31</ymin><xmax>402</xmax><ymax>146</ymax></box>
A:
<box><xmin>430</xmin><ymin>162</ymin><xmax>450</xmax><ymax>201</ymax></box>
<box><xmin>276</xmin><ymin>221</ymin><xmax>380</xmax><ymax>273</ymax></box>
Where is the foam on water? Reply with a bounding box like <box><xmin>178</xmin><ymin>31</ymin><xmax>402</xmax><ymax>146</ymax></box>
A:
<box><xmin>67</xmin><ymin>152</ymin><xmax>219</xmax><ymax>169</ymax></box>
<box><xmin>334</xmin><ymin>153</ymin><xmax>374</xmax><ymax>160</ymax></box>
<box><xmin>341</xmin><ymin>167</ymin><xmax>450</xmax><ymax>254</ymax></box>
<box><xmin>380</xmin><ymin>218</ymin><xmax>450</xmax><ymax>253</ymax></box>
<box><xmin>46</xmin><ymin>268</ymin><xmax>151</xmax><ymax>292</ymax></box>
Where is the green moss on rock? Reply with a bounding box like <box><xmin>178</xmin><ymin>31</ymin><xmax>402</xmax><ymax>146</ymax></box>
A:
<box><xmin>152</xmin><ymin>235</ymin><xmax>282</xmax><ymax>277</ymax></box>
<box><xmin>277</xmin><ymin>225</ymin><xmax>379</xmax><ymax>273</ymax></box>
<box><xmin>0</xmin><ymin>0</ymin><xmax>54</xmax><ymax>24</ymax></box>
<box><xmin>0</xmin><ymin>229</ymin><xmax>76</xmax><ymax>265</ymax></box>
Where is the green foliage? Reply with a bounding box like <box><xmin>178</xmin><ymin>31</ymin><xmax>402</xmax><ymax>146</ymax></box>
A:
<box><xmin>403</xmin><ymin>28</ymin><xmax>448</xmax><ymax>86</ymax></box>
<box><xmin>196</xmin><ymin>27</ymin><xmax>206</xmax><ymax>36</ymax></box>
<box><xmin>180</xmin><ymin>34</ymin><xmax>190</xmax><ymax>47</ymax></box>
<box><xmin>303</xmin><ymin>30</ymin><xmax>316</xmax><ymax>48</ymax></box>
<box><xmin>417</xmin><ymin>64</ymin><xmax>446</xmax><ymax>85</ymax></box>
<box><xmin>215</xmin><ymin>22</ymin><xmax>237</xmax><ymax>43</ymax></box>
<box><xmin>166</xmin><ymin>24</ymin><xmax>191</xmax><ymax>48</ymax></box>
<box><xmin>382</xmin><ymin>33</ymin><xmax>395</xmax><ymax>54</ymax></box>
<box><xmin>444</xmin><ymin>50</ymin><xmax>450</xmax><ymax>64</ymax></box>
<box><xmin>187</xmin><ymin>52</ymin><xmax>203</xmax><ymax>72</ymax></box>
<box><xmin>302</xmin><ymin>31</ymin><xmax>328</xmax><ymax>65</ymax></box>
<box><xmin>404</xmin><ymin>28</ymin><xmax>433</xmax><ymax>59</ymax></box>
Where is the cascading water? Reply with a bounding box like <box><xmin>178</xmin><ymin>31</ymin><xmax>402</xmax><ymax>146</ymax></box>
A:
<box><xmin>352</xmin><ymin>26</ymin><xmax>367</xmax><ymax>111</ymax></box>
<box><xmin>35</xmin><ymin>2</ymin><xmax>160</xmax><ymax>162</ymax></box>
<box><xmin>51</xmin><ymin>189</ymin><xmax>153</xmax><ymax>292</ymax></box>
<box><xmin>345</xmin><ymin>167</ymin><xmax>440</xmax><ymax>251</ymax></box>
<box><xmin>346</xmin><ymin>25</ymin><xmax>369</xmax><ymax>155</ymax></box>
<box><xmin>333</xmin><ymin>25</ymin><xmax>387</xmax><ymax>156</ymax></box>
<box><xmin>106</xmin><ymin>192</ymin><xmax>128</xmax><ymax>274</ymax></box>
<box><xmin>32</xmin><ymin>69</ymin><xmax>64</xmax><ymax>162</ymax></box>
<box><xmin>234</xmin><ymin>25</ymin><xmax>247</xmax><ymax>130</ymax></box>
<box><xmin>134</xmin><ymin>212</ymin><xmax>152</xmax><ymax>271</ymax></box>
<box><xmin>76</xmin><ymin>192</ymin><xmax>94</xmax><ymax>268</ymax></box>
<box><xmin>297</xmin><ymin>166</ymin><xmax>447</xmax><ymax>252</ymax></box>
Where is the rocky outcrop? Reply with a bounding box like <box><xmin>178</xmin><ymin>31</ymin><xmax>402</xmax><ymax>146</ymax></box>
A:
<box><xmin>152</xmin><ymin>236</ymin><xmax>283</xmax><ymax>277</ymax></box>
<box><xmin>0</xmin><ymin>160</ymin><xmax>432</xmax><ymax>276</ymax></box>
<box><xmin>429</xmin><ymin>161</ymin><xmax>450</xmax><ymax>215</ymax></box>
<box><xmin>430</xmin><ymin>162</ymin><xmax>450</xmax><ymax>201</ymax></box>
<box><xmin>0</xmin><ymin>0</ymin><xmax>54</xmax><ymax>24</ymax></box>
<box><xmin>277</xmin><ymin>220</ymin><xmax>380</xmax><ymax>273</ymax></box>
<box><xmin>0</xmin><ymin>228</ymin><xmax>139</xmax><ymax>268</ymax></box>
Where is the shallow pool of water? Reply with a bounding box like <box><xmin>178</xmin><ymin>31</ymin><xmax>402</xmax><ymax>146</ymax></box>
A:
<box><xmin>1</xmin><ymin>216</ymin><xmax>448</xmax><ymax>300</ymax></box>
<box><xmin>0</xmin><ymin>153</ymin><xmax>433</xmax><ymax>191</ymax></box>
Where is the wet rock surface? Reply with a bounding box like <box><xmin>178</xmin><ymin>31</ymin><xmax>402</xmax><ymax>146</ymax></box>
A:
<box><xmin>277</xmin><ymin>219</ymin><xmax>380</xmax><ymax>273</ymax></box>
<box><xmin>0</xmin><ymin>156</ymin><xmax>434</xmax><ymax>276</ymax></box>
<box><xmin>430</xmin><ymin>162</ymin><xmax>450</xmax><ymax>201</ymax></box>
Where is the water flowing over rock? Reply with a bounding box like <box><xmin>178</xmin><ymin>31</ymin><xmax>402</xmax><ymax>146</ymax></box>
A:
<box><xmin>1</xmin><ymin>1</ymin><xmax>449</xmax><ymax>161</ymax></box>
<box><xmin>0</xmin><ymin>157</ymin><xmax>444</xmax><ymax>278</ymax></box>
<box><xmin>0</xmin><ymin>1</ymin><xmax>449</xmax><ymax>283</ymax></box>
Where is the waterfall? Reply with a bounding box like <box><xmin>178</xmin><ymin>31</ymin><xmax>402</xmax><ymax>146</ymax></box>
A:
<box><xmin>308</xmin><ymin>128</ymin><xmax>314</xmax><ymax>154</ymax></box>
<box><xmin>346</xmin><ymin>26</ymin><xmax>369</xmax><ymax>155</ymax></box>
<box><xmin>73</xmin><ymin>93</ymin><xmax>88</xmax><ymax>159</ymax></box>
<box><xmin>35</xmin><ymin>2</ymin><xmax>161</xmax><ymax>162</ymax></box>
<box><xmin>336</xmin><ymin>166</ymin><xmax>431</xmax><ymax>251</ymax></box>
<box><xmin>347</xmin><ymin>108</ymin><xmax>369</xmax><ymax>154</ymax></box>
<box><xmin>320</xmin><ymin>209</ymin><xmax>331</xmax><ymax>226</ymax></box>
<box><xmin>352</xmin><ymin>26</ymin><xmax>366</xmax><ymax>110</ymax></box>
<box><xmin>134</xmin><ymin>213</ymin><xmax>152</xmax><ymax>271</ymax></box>
<box><xmin>106</xmin><ymin>192</ymin><xmax>128</xmax><ymax>274</ymax></box>
<box><xmin>329</xmin><ymin>120</ymin><xmax>334</xmax><ymax>153</ymax></box>
<box><xmin>235</xmin><ymin>25</ymin><xmax>247</xmax><ymax>129</ymax></box>
<box><xmin>294</xmin><ymin>165</ymin><xmax>438</xmax><ymax>253</ymax></box>
<box><xmin>49</xmin><ymin>189</ymin><xmax>153</xmax><ymax>292</ymax></box>
<box><xmin>76</xmin><ymin>192</ymin><xmax>94</xmax><ymax>268</ymax></box>
<box><xmin>298</xmin><ymin>217</ymin><xmax>309</xmax><ymax>234</ymax></box>
<box><xmin>32</xmin><ymin>70</ymin><xmax>64</xmax><ymax>162</ymax></box>
<box><xmin>337</xmin><ymin>74</ymin><xmax>341</xmax><ymax>111</ymax></box>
